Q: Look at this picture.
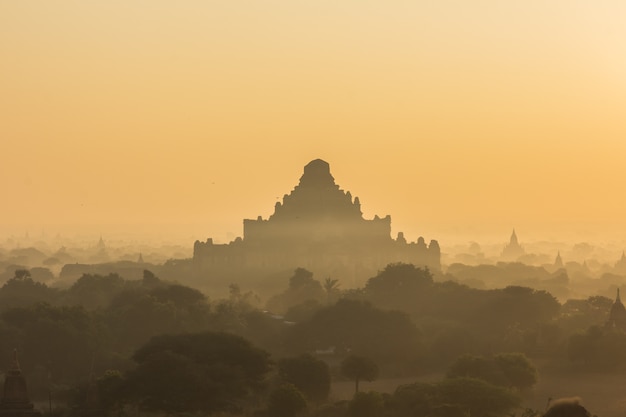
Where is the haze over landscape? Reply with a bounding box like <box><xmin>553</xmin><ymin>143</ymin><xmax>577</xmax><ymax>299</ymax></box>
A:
<box><xmin>4</xmin><ymin>2</ymin><xmax>626</xmax><ymax>417</ymax></box>
<box><xmin>2</xmin><ymin>1</ymin><xmax>626</xmax><ymax>245</ymax></box>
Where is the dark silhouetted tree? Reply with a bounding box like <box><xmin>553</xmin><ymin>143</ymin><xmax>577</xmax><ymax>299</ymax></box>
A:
<box><xmin>365</xmin><ymin>263</ymin><xmax>433</xmax><ymax>310</ymax></box>
<box><xmin>266</xmin><ymin>268</ymin><xmax>325</xmax><ymax>314</ymax></box>
<box><xmin>437</xmin><ymin>377</ymin><xmax>521</xmax><ymax>417</ymax></box>
<box><xmin>97</xmin><ymin>370</ymin><xmax>126</xmax><ymax>415</ymax></box>
<box><xmin>544</xmin><ymin>398</ymin><xmax>592</xmax><ymax>417</ymax></box>
<box><xmin>286</xmin><ymin>299</ymin><xmax>422</xmax><ymax>366</ymax></box>
<box><xmin>1</xmin><ymin>303</ymin><xmax>101</xmax><ymax>383</ymax></box>
<box><xmin>347</xmin><ymin>391</ymin><xmax>385</xmax><ymax>417</ymax></box>
<box><xmin>67</xmin><ymin>273</ymin><xmax>125</xmax><ymax>309</ymax></box>
<box><xmin>279</xmin><ymin>353</ymin><xmax>330</xmax><ymax>403</ymax></box>
<box><xmin>0</xmin><ymin>274</ymin><xmax>57</xmax><ymax>309</ymax></box>
<box><xmin>341</xmin><ymin>355</ymin><xmax>379</xmax><ymax>393</ymax></box>
<box><xmin>14</xmin><ymin>269</ymin><xmax>31</xmax><ymax>280</ymax></box>
<box><xmin>447</xmin><ymin>353</ymin><xmax>537</xmax><ymax>391</ymax></box>
<box><xmin>494</xmin><ymin>352</ymin><xmax>537</xmax><ymax>391</ymax></box>
<box><xmin>141</xmin><ymin>270</ymin><xmax>161</xmax><ymax>287</ymax></box>
<box><xmin>391</xmin><ymin>382</ymin><xmax>437</xmax><ymax>417</ymax></box>
<box><xmin>391</xmin><ymin>378</ymin><xmax>520</xmax><ymax>417</ymax></box>
<box><xmin>323</xmin><ymin>277</ymin><xmax>340</xmax><ymax>304</ymax></box>
<box><xmin>125</xmin><ymin>332</ymin><xmax>272</xmax><ymax>414</ymax></box>
<box><xmin>267</xmin><ymin>383</ymin><xmax>307</xmax><ymax>417</ymax></box>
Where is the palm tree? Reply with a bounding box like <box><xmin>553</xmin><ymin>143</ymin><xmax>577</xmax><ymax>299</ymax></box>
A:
<box><xmin>323</xmin><ymin>277</ymin><xmax>340</xmax><ymax>304</ymax></box>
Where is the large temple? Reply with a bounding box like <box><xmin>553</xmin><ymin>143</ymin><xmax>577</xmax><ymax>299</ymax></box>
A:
<box><xmin>193</xmin><ymin>159</ymin><xmax>440</xmax><ymax>286</ymax></box>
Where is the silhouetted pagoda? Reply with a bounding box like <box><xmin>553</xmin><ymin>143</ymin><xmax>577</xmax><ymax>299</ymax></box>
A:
<box><xmin>194</xmin><ymin>159</ymin><xmax>440</xmax><ymax>286</ymax></box>
<box><xmin>554</xmin><ymin>251</ymin><xmax>564</xmax><ymax>268</ymax></box>
<box><xmin>501</xmin><ymin>229</ymin><xmax>525</xmax><ymax>261</ymax></box>
<box><xmin>606</xmin><ymin>288</ymin><xmax>626</xmax><ymax>331</ymax></box>
<box><xmin>0</xmin><ymin>350</ymin><xmax>41</xmax><ymax>417</ymax></box>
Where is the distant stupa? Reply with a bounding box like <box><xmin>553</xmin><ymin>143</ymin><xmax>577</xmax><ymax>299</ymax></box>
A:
<box><xmin>606</xmin><ymin>288</ymin><xmax>626</xmax><ymax>330</ymax></box>
<box><xmin>0</xmin><ymin>350</ymin><xmax>42</xmax><ymax>417</ymax></box>
<box><xmin>501</xmin><ymin>229</ymin><xmax>525</xmax><ymax>261</ymax></box>
<box><xmin>554</xmin><ymin>251</ymin><xmax>564</xmax><ymax>268</ymax></box>
<box><xmin>96</xmin><ymin>235</ymin><xmax>106</xmax><ymax>251</ymax></box>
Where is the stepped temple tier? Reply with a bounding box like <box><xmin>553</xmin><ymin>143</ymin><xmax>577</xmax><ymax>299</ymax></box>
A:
<box><xmin>193</xmin><ymin>159</ymin><xmax>440</xmax><ymax>286</ymax></box>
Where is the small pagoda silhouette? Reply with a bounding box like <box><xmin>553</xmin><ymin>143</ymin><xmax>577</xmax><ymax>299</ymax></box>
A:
<box><xmin>0</xmin><ymin>350</ymin><xmax>41</xmax><ymax>417</ymax></box>
<box><xmin>606</xmin><ymin>288</ymin><xmax>626</xmax><ymax>331</ymax></box>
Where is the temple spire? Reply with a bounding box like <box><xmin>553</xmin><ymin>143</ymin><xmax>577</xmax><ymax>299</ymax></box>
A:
<box><xmin>0</xmin><ymin>348</ymin><xmax>40</xmax><ymax>416</ymax></box>
<box><xmin>9</xmin><ymin>349</ymin><xmax>19</xmax><ymax>373</ymax></box>
<box><xmin>554</xmin><ymin>251</ymin><xmax>563</xmax><ymax>268</ymax></box>
<box><xmin>617</xmin><ymin>288</ymin><xmax>621</xmax><ymax>303</ymax></box>
<box><xmin>501</xmin><ymin>229</ymin><xmax>524</xmax><ymax>261</ymax></box>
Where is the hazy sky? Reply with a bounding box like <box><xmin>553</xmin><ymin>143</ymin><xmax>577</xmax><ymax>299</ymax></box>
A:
<box><xmin>2</xmin><ymin>1</ymin><xmax>626</xmax><ymax>245</ymax></box>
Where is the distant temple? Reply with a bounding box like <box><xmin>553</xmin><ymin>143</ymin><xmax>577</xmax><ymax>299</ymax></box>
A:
<box><xmin>554</xmin><ymin>251</ymin><xmax>564</xmax><ymax>268</ymax></box>
<box><xmin>606</xmin><ymin>288</ymin><xmax>626</xmax><ymax>331</ymax></box>
<box><xmin>501</xmin><ymin>229</ymin><xmax>525</xmax><ymax>261</ymax></box>
<box><xmin>0</xmin><ymin>350</ymin><xmax>41</xmax><ymax>417</ymax></box>
<box><xmin>193</xmin><ymin>159</ymin><xmax>440</xmax><ymax>286</ymax></box>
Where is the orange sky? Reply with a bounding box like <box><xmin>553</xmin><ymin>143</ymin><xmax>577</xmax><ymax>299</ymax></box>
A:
<box><xmin>2</xmin><ymin>1</ymin><xmax>626</xmax><ymax>245</ymax></box>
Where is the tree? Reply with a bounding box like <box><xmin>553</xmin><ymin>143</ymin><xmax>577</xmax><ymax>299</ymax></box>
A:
<box><xmin>149</xmin><ymin>284</ymin><xmax>206</xmax><ymax>307</ymax></box>
<box><xmin>341</xmin><ymin>355</ymin><xmax>379</xmax><ymax>393</ymax></box>
<box><xmin>66</xmin><ymin>273</ymin><xmax>126</xmax><ymax>309</ymax></box>
<box><xmin>323</xmin><ymin>277</ymin><xmax>340</xmax><ymax>304</ymax></box>
<box><xmin>285</xmin><ymin>299</ymin><xmax>422</xmax><ymax>365</ymax></box>
<box><xmin>437</xmin><ymin>377</ymin><xmax>521</xmax><ymax>417</ymax></box>
<box><xmin>561</xmin><ymin>296</ymin><xmax>613</xmax><ymax>334</ymax></box>
<box><xmin>347</xmin><ymin>391</ymin><xmax>385</xmax><ymax>417</ymax></box>
<box><xmin>447</xmin><ymin>353</ymin><xmax>537</xmax><ymax>391</ymax></box>
<box><xmin>364</xmin><ymin>263</ymin><xmax>433</xmax><ymax>309</ymax></box>
<box><xmin>267</xmin><ymin>268</ymin><xmax>325</xmax><ymax>314</ymax></box>
<box><xmin>106</xmin><ymin>292</ymin><xmax>178</xmax><ymax>352</ymax></box>
<box><xmin>544</xmin><ymin>398</ymin><xmax>592</xmax><ymax>417</ymax></box>
<box><xmin>267</xmin><ymin>383</ymin><xmax>307</xmax><ymax>417</ymax></box>
<box><xmin>391</xmin><ymin>382</ymin><xmax>437</xmax><ymax>417</ymax></box>
<box><xmin>279</xmin><ymin>353</ymin><xmax>330</xmax><ymax>403</ymax></box>
<box><xmin>125</xmin><ymin>332</ymin><xmax>272</xmax><ymax>414</ymax></box>
<box><xmin>0</xmin><ymin>275</ymin><xmax>56</xmax><ymax>309</ymax></box>
<box><xmin>567</xmin><ymin>325</ymin><xmax>626</xmax><ymax>371</ymax></box>
<box><xmin>14</xmin><ymin>269</ymin><xmax>31</xmax><ymax>280</ymax></box>
<box><xmin>141</xmin><ymin>270</ymin><xmax>161</xmax><ymax>287</ymax></box>
<box><xmin>391</xmin><ymin>378</ymin><xmax>520</xmax><ymax>417</ymax></box>
<box><xmin>228</xmin><ymin>283</ymin><xmax>259</xmax><ymax>308</ymax></box>
<box><xmin>473</xmin><ymin>286</ymin><xmax>560</xmax><ymax>331</ymax></box>
<box><xmin>447</xmin><ymin>355</ymin><xmax>502</xmax><ymax>385</ymax></box>
<box><xmin>125</xmin><ymin>350</ymin><xmax>200</xmax><ymax>413</ymax></box>
<box><xmin>1</xmin><ymin>303</ymin><xmax>102</xmax><ymax>383</ymax></box>
<box><xmin>97</xmin><ymin>370</ymin><xmax>127</xmax><ymax>414</ymax></box>
<box><xmin>104</xmin><ymin>283</ymin><xmax>213</xmax><ymax>352</ymax></box>
<box><xmin>494</xmin><ymin>353</ymin><xmax>537</xmax><ymax>391</ymax></box>
<box><xmin>284</xmin><ymin>299</ymin><xmax>322</xmax><ymax>323</ymax></box>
